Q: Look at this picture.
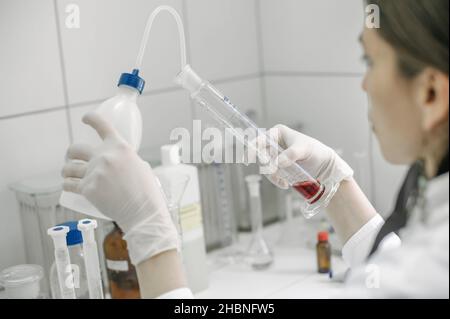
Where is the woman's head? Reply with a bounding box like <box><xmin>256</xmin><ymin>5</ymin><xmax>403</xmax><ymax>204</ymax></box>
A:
<box><xmin>361</xmin><ymin>0</ymin><xmax>449</xmax><ymax>177</ymax></box>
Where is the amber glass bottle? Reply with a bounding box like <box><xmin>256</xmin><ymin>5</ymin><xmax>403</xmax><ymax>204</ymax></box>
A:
<box><xmin>103</xmin><ymin>223</ymin><xmax>140</xmax><ymax>299</ymax></box>
<box><xmin>316</xmin><ymin>231</ymin><xmax>331</xmax><ymax>274</ymax></box>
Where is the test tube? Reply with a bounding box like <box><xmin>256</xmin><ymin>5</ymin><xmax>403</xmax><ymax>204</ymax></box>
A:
<box><xmin>176</xmin><ymin>65</ymin><xmax>340</xmax><ymax>218</ymax></box>
<box><xmin>47</xmin><ymin>226</ymin><xmax>76</xmax><ymax>299</ymax></box>
<box><xmin>77</xmin><ymin>219</ymin><xmax>104</xmax><ymax>299</ymax></box>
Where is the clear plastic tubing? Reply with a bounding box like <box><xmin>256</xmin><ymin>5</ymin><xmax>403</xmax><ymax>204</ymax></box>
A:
<box><xmin>77</xmin><ymin>219</ymin><xmax>104</xmax><ymax>299</ymax></box>
<box><xmin>47</xmin><ymin>226</ymin><xmax>76</xmax><ymax>299</ymax></box>
<box><xmin>176</xmin><ymin>65</ymin><xmax>340</xmax><ymax>218</ymax></box>
<box><xmin>134</xmin><ymin>5</ymin><xmax>187</xmax><ymax>71</ymax></box>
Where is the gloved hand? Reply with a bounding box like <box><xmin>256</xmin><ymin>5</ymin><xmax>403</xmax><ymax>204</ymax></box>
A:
<box><xmin>255</xmin><ymin>124</ymin><xmax>353</xmax><ymax>189</ymax></box>
<box><xmin>62</xmin><ymin>112</ymin><xmax>178</xmax><ymax>265</ymax></box>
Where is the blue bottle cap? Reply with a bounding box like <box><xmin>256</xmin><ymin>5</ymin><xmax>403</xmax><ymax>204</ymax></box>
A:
<box><xmin>57</xmin><ymin>221</ymin><xmax>83</xmax><ymax>246</ymax></box>
<box><xmin>118</xmin><ymin>69</ymin><xmax>145</xmax><ymax>94</ymax></box>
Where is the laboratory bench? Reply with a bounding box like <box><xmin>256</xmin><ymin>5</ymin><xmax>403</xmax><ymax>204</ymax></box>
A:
<box><xmin>0</xmin><ymin>216</ymin><xmax>348</xmax><ymax>299</ymax></box>
<box><xmin>195</xmin><ymin>218</ymin><xmax>348</xmax><ymax>299</ymax></box>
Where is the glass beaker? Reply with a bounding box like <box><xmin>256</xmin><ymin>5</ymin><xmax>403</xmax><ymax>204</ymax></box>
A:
<box><xmin>0</xmin><ymin>264</ymin><xmax>45</xmax><ymax>299</ymax></box>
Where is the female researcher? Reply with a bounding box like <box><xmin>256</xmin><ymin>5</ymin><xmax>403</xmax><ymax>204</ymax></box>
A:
<box><xmin>62</xmin><ymin>0</ymin><xmax>449</xmax><ymax>298</ymax></box>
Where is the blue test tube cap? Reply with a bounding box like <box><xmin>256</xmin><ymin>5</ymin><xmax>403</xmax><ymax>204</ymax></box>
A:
<box><xmin>57</xmin><ymin>221</ymin><xmax>83</xmax><ymax>246</ymax></box>
<box><xmin>118</xmin><ymin>69</ymin><xmax>145</xmax><ymax>94</ymax></box>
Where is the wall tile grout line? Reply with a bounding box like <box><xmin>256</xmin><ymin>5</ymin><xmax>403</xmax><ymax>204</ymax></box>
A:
<box><xmin>212</xmin><ymin>73</ymin><xmax>260</xmax><ymax>85</ymax></box>
<box><xmin>264</xmin><ymin>71</ymin><xmax>364</xmax><ymax>78</ymax></box>
<box><xmin>0</xmin><ymin>106</ymin><xmax>67</xmax><ymax>121</ymax></box>
<box><xmin>53</xmin><ymin>0</ymin><xmax>74</xmax><ymax>144</ymax></box>
<box><xmin>0</xmin><ymin>71</ymin><xmax>365</xmax><ymax>121</ymax></box>
<box><xmin>254</xmin><ymin>0</ymin><xmax>269</xmax><ymax>126</ymax></box>
<box><xmin>0</xmin><ymin>73</ymin><xmax>259</xmax><ymax>121</ymax></box>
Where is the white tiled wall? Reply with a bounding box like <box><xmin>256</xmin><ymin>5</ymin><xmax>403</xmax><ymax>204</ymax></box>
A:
<box><xmin>260</xmin><ymin>0</ymin><xmax>366</xmax><ymax>74</ymax></box>
<box><xmin>0</xmin><ymin>0</ymin><xmax>65</xmax><ymax>117</ymax></box>
<box><xmin>0</xmin><ymin>0</ymin><xmax>407</xmax><ymax>271</ymax></box>
<box><xmin>264</xmin><ymin>76</ymin><xmax>374</xmax><ymax>195</ymax></box>
<box><xmin>186</xmin><ymin>0</ymin><xmax>260</xmax><ymax>80</ymax></box>
<box><xmin>56</xmin><ymin>0</ymin><xmax>185</xmax><ymax>104</ymax></box>
<box><xmin>0</xmin><ymin>0</ymin><xmax>262</xmax><ymax>270</ymax></box>
<box><xmin>258</xmin><ymin>0</ymin><xmax>407</xmax><ymax>215</ymax></box>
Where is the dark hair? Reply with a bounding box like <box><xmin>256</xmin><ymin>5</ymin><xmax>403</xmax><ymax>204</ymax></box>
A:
<box><xmin>366</xmin><ymin>0</ymin><xmax>449</xmax><ymax>77</ymax></box>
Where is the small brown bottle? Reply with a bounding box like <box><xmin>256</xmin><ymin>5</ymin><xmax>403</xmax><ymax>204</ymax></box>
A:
<box><xmin>103</xmin><ymin>223</ymin><xmax>141</xmax><ymax>299</ymax></box>
<box><xmin>316</xmin><ymin>231</ymin><xmax>331</xmax><ymax>274</ymax></box>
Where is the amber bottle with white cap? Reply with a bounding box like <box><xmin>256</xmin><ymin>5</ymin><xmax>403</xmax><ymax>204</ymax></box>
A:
<box><xmin>316</xmin><ymin>231</ymin><xmax>331</xmax><ymax>274</ymax></box>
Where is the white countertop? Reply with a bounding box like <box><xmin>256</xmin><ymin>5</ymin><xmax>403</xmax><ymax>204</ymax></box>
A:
<box><xmin>195</xmin><ymin>218</ymin><xmax>348</xmax><ymax>299</ymax></box>
<box><xmin>0</xmin><ymin>216</ymin><xmax>348</xmax><ymax>299</ymax></box>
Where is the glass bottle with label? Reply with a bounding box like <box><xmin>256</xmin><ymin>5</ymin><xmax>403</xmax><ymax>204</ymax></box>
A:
<box><xmin>316</xmin><ymin>231</ymin><xmax>331</xmax><ymax>274</ymax></box>
<box><xmin>103</xmin><ymin>223</ymin><xmax>140</xmax><ymax>299</ymax></box>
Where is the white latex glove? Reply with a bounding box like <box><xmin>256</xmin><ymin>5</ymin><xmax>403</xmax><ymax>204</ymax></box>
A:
<box><xmin>62</xmin><ymin>112</ymin><xmax>178</xmax><ymax>265</ymax></box>
<box><xmin>256</xmin><ymin>124</ymin><xmax>353</xmax><ymax>189</ymax></box>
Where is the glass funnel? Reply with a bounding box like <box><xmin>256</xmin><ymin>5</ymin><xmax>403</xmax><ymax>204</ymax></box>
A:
<box><xmin>155</xmin><ymin>172</ymin><xmax>190</xmax><ymax>243</ymax></box>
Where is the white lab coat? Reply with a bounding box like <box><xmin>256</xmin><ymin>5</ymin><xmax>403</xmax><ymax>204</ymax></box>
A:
<box><xmin>341</xmin><ymin>172</ymin><xmax>449</xmax><ymax>298</ymax></box>
<box><xmin>158</xmin><ymin>173</ymin><xmax>449</xmax><ymax>299</ymax></box>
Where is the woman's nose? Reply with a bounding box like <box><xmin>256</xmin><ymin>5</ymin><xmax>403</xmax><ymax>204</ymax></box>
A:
<box><xmin>362</xmin><ymin>75</ymin><xmax>368</xmax><ymax>92</ymax></box>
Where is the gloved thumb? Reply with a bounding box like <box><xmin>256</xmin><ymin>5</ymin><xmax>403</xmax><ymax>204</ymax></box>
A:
<box><xmin>82</xmin><ymin>112</ymin><xmax>121</xmax><ymax>142</ymax></box>
<box><xmin>277</xmin><ymin>145</ymin><xmax>311</xmax><ymax>168</ymax></box>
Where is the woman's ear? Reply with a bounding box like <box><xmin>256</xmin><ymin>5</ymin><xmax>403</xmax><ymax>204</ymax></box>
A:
<box><xmin>416</xmin><ymin>68</ymin><xmax>449</xmax><ymax>132</ymax></box>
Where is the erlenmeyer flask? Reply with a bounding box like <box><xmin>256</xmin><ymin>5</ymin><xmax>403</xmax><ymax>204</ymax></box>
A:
<box><xmin>245</xmin><ymin>175</ymin><xmax>273</xmax><ymax>270</ymax></box>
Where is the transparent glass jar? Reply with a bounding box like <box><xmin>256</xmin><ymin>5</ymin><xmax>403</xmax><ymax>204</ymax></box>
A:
<box><xmin>49</xmin><ymin>221</ymin><xmax>88</xmax><ymax>299</ymax></box>
<box><xmin>0</xmin><ymin>264</ymin><xmax>45</xmax><ymax>299</ymax></box>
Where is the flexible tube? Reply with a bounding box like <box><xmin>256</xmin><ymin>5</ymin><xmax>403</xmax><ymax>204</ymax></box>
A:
<box><xmin>135</xmin><ymin>5</ymin><xmax>187</xmax><ymax>70</ymax></box>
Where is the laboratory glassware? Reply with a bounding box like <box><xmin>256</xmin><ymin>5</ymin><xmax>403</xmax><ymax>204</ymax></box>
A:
<box><xmin>155</xmin><ymin>164</ymin><xmax>209</xmax><ymax>293</ymax></box>
<box><xmin>155</xmin><ymin>172</ymin><xmax>189</xmax><ymax>246</ymax></box>
<box><xmin>78</xmin><ymin>219</ymin><xmax>104</xmax><ymax>299</ymax></box>
<box><xmin>197</xmin><ymin>161</ymin><xmax>239</xmax><ymax>251</ymax></box>
<box><xmin>103</xmin><ymin>223</ymin><xmax>140</xmax><ymax>299</ymax></box>
<box><xmin>176</xmin><ymin>65</ymin><xmax>340</xmax><ymax>218</ymax></box>
<box><xmin>47</xmin><ymin>225</ymin><xmax>75</xmax><ymax>299</ymax></box>
<box><xmin>48</xmin><ymin>222</ymin><xmax>88</xmax><ymax>299</ymax></box>
<box><xmin>10</xmin><ymin>173</ymin><xmax>110</xmax><ymax>297</ymax></box>
<box><xmin>245</xmin><ymin>175</ymin><xmax>273</xmax><ymax>270</ymax></box>
<box><xmin>316</xmin><ymin>231</ymin><xmax>331</xmax><ymax>274</ymax></box>
<box><xmin>208</xmin><ymin>162</ymin><xmax>245</xmax><ymax>267</ymax></box>
<box><xmin>0</xmin><ymin>264</ymin><xmax>44</xmax><ymax>299</ymax></box>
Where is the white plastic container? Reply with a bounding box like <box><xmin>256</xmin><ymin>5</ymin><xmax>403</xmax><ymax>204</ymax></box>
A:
<box><xmin>0</xmin><ymin>264</ymin><xmax>44</xmax><ymax>299</ymax></box>
<box><xmin>9</xmin><ymin>174</ymin><xmax>111</xmax><ymax>298</ymax></box>
<box><xmin>153</xmin><ymin>145</ymin><xmax>209</xmax><ymax>293</ymax></box>
<box><xmin>59</xmin><ymin>70</ymin><xmax>145</xmax><ymax>220</ymax></box>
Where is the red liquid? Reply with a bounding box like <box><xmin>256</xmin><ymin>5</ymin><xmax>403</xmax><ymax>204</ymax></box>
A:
<box><xmin>293</xmin><ymin>181</ymin><xmax>325</xmax><ymax>204</ymax></box>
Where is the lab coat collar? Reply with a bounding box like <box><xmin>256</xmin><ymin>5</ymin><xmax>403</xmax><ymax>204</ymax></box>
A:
<box><xmin>424</xmin><ymin>172</ymin><xmax>449</xmax><ymax>224</ymax></box>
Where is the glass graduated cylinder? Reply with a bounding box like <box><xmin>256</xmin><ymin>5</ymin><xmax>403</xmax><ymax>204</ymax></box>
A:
<box><xmin>176</xmin><ymin>66</ymin><xmax>337</xmax><ymax>218</ymax></box>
